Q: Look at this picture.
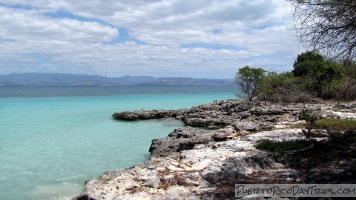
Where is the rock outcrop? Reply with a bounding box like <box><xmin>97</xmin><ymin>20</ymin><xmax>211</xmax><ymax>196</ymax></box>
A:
<box><xmin>75</xmin><ymin>100</ymin><xmax>356</xmax><ymax>200</ymax></box>
<box><xmin>113</xmin><ymin>99</ymin><xmax>355</xmax><ymax>128</ymax></box>
<box><xmin>75</xmin><ymin>127</ymin><xmax>307</xmax><ymax>200</ymax></box>
<box><xmin>112</xmin><ymin>109</ymin><xmax>187</xmax><ymax>120</ymax></box>
<box><xmin>149</xmin><ymin>127</ymin><xmax>213</xmax><ymax>157</ymax></box>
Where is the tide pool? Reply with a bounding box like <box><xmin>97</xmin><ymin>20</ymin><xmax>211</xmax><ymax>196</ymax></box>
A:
<box><xmin>0</xmin><ymin>86</ymin><xmax>237</xmax><ymax>199</ymax></box>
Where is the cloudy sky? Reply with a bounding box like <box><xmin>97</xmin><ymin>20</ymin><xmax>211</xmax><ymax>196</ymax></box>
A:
<box><xmin>0</xmin><ymin>0</ymin><xmax>304</xmax><ymax>78</ymax></box>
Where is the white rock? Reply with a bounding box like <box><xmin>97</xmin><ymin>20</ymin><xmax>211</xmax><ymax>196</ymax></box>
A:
<box><xmin>192</xmin><ymin>159</ymin><xmax>212</xmax><ymax>170</ymax></box>
<box><xmin>245</xmin><ymin>129</ymin><xmax>305</xmax><ymax>142</ymax></box>
<box><xmin>274</xmin><ymin>125</ymin><xmax>287</xmax><ymax>129</ymax></box>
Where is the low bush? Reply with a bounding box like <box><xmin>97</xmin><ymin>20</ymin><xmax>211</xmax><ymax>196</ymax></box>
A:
<box><xmin>256</xmin><ymin>73</ymin><xmax>316</xmax><ymax>103</ymax></box>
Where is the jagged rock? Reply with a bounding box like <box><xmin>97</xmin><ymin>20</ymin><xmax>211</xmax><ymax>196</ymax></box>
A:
<box><xmin>149</xmin><ymin>127</ymin><xmax>213</xmax><ymax>157</ymax></box>
<box><xmin>212</xmin><ymin>132</ymin><xmax>230</xmax><ymax>141</ymax></box>
<box><xmin>232</xmin><ymin>120</ymin><xmax>274</xmax><ymax>132</ymax></box>
<box><xmin>182</xmin><ymin>100</ymin><xmax>255</xmax><ymax>128</ymax></box>
<box><xmin>75</xmin><ymin>129</ymin><xmax>309</xmax><ymax>200</ymax></box>
<box><xmin>232</xmin><ymin>121</ymin><xmax>259</xmax><ymax>131</ymax></box>
<box><xmin>113</xmin><ymin>100</ymin><xmax>342</xmax><ymax>131</ymax></box>
<box><xmin>74</xmin><ymin>100</ymin><xmax>356</xmax><ymax>200</ymax></box>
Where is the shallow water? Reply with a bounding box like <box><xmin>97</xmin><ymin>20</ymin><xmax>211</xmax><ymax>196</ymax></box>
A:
<box><xmin>0</xmin><ymin>86</ymin><xmax>237</xmax><ymax>199</ymax></box>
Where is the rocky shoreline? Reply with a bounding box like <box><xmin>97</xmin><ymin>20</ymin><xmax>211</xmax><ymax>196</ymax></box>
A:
<box><xmin>75</xmin><ymin>99</ymin><xmax>356</xmax><ymax>200</ymax></box>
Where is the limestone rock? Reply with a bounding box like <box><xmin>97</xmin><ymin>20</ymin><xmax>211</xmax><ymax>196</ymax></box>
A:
<box><xmin>244</xmin><ymin>129</ymin><xmax>305</xmax><ymax>143</ymax></box>
<box><xmin>112</xmin><ymin>109</ymin><xmax>187</xmax><ymax>120</ymax></box>
<box><xmin>149</xmin><ymin>127</ymin><xmax>213</xmax><ymax>157</ymax></box>
<box><xmin>75</xmin><ymin>100</ymin><xmax>356</xmax><ymax>200</ymax></box>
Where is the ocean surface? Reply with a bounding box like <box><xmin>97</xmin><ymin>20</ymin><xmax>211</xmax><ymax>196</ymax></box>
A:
<box><xmin>0</xmin><ymin>86</ymin><xmax>237</xmax><ymax>200</ymax></box>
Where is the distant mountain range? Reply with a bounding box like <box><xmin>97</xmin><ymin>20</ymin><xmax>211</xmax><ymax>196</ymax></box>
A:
<box><xmin>0</xmin><ymin>73</ymin><xmax>235</xmax><ymax>86</ymax></box>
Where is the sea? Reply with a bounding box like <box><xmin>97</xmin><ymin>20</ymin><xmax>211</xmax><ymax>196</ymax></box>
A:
<box><xmin>0</xmin><ymin>86</ymin><xmax>237</xmax><ymax>199</ymax></box>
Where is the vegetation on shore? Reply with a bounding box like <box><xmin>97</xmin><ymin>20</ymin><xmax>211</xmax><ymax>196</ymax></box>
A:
<box><xmin>236</xmin><ymin>51</ymin><xmax>355</xmax><ymax>102</ymax></box>
<box><xmin>239</xmin><ymin>0</ymin><xmax>356</xmax><ymax>171</ymax></box>
<box><xmin>237</xmin><ymin>0</ymin><xmax>355</xmax><ymax>102</ymax></box>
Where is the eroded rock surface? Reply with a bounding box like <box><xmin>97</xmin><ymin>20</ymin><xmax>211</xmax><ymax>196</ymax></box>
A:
<box><xmin>75</xmin><ymin>100</ymin><xmax>356</xmax><ymax>200</ymax></box>
<box><xmin>75</xmin><ymin>127</ymin><xmax>307</xmax><ymax>200</ymax></box>
<box><xmin>112</xmin><ymin>109</ymin><xmax>187</xmax><ymax>120</ymax></box>
<box><xmin>113</xmin><ymin>99</ymin><xmax>355</xmax><ymax>129</ymax></box>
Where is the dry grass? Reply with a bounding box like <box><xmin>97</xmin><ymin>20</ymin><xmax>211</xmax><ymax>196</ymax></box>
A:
<box><xmin>314</xmin><ymin>118</ymin><xmax>356</xmax><ymax>132</ymax></box>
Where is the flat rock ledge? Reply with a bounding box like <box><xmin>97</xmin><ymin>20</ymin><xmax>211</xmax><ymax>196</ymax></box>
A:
<box><xmin>112</xmin><ymin>109</ymin><xmax>187</xmax><ymax>120</ymax></box>
<box><xmin>75</xmin><ymin>100</ymin><xmax>356</xmax><ymax>200</ymax></box>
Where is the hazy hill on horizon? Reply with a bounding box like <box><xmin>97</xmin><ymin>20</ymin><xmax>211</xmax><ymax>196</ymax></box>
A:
<box><xmin>0</xmin><ymin>73</ymin><xmax>235</xmax><ymax>87</ymax></box>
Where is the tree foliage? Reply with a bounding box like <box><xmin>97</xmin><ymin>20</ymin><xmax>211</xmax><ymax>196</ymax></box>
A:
<box><xmin>293</xmin><ymin>51</ymin><xmax>325</xmax><ymax>76</ymax></box>
<box><xmin>236</xmin><ymin>66</ymin><xmax>265</xmax><ymax>101</ymax></box>
<box><xmin>293</xmin><ymin>51</ymin><xmax>343</xmax><ymax>97</ymax></box>
<box><xmin>290</xmin><ymin>0</ymin><xmax>356</xmax><ymax>61</ymax></box>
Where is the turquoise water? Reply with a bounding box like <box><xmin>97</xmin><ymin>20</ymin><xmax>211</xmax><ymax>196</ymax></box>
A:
<box><xmin>0</xmin><ymin>86</ymin><xmax>237</xmax><ymax>200</ymax></box>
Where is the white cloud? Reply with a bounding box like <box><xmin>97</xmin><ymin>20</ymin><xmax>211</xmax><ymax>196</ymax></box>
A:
<box><xmin>0</xmin><ymin>7</ymin><xmax>118</xmax><ymax>43</ymax></box>
<box><xmin>0</xmin><ymin>0</ymin><xmax>304</xmax><ymax>78</ymax></box>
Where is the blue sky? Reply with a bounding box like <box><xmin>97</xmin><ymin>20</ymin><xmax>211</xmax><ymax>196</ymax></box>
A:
<box><xmin>0</xmin><ymin>0</ymin><xmax>304</xmax><ymax>78</ymax></box>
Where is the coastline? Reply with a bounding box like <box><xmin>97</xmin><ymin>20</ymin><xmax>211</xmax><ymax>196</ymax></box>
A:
<box><xmin>74</xmin><ymin>99</ymin><xmax>356</xmax><ymax>199</ymax></box>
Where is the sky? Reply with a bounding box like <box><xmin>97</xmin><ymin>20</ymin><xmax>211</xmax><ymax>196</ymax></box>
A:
<box><xmin>0</xmin><ymin>0</ymin><xmax>305</xmax><ymax>79</ymax></box>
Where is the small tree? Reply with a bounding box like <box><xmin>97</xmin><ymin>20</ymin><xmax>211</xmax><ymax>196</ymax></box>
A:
<box><xmin>236</xmin><ymin>66</ymin><xmax>265</xmax><ymax>101</ymax></box>
<box><xmin>299</xmin><ymin>110</ymin><xmax>318</xmax><ymax>134</ymax></box>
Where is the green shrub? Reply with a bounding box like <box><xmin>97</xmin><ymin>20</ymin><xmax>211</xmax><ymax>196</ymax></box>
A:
<box><xmin>256</xmin><ymin>72</ymin><xmax>314</xmax><ymax>103</ymax></box>
<box><xmin>293</xmin><ymin>51</ymin><xmax>325</xmax><ymax>77</ymax></box>
<box><xmin>293</xmin><ymin>51</ymin><xmax>343</xmax><ymax>98</ymax></box>
<box><xmin>326</xmin><ymin>64</ymin><xmax>356</xmax><ymax>100</ymax></box>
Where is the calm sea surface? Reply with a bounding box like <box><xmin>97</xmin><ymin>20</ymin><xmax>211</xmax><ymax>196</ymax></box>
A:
<box><xmin>0</xmin><ymin>86</ymin><xmax>237</xmax><ymax>199</ymax></box>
